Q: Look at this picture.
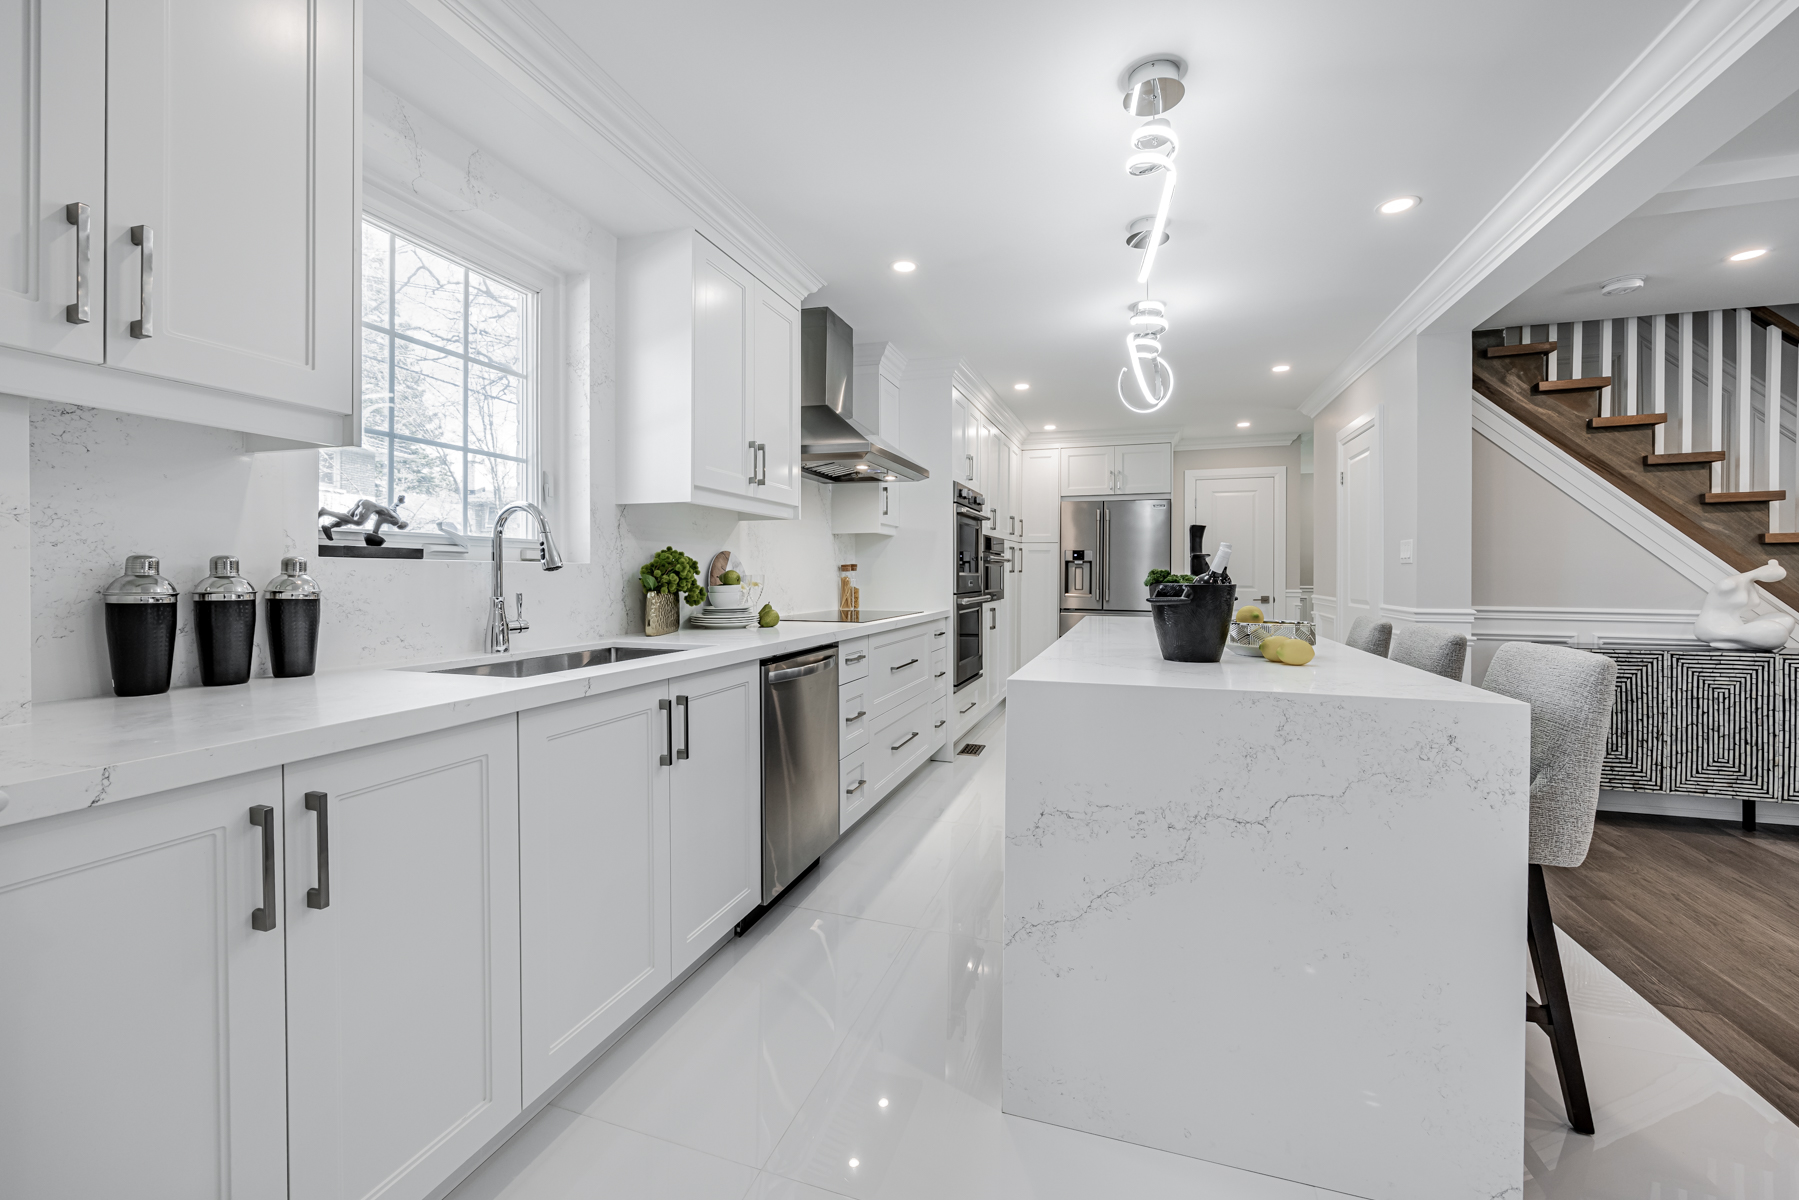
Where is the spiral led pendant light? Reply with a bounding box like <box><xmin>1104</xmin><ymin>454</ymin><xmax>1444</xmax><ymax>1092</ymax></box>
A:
<box><xmin>1115</xmin><ymin>57</ymin><xmax>1185</xmax><ymax>415</ymax></box>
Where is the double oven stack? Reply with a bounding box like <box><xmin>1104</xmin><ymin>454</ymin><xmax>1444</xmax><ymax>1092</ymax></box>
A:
<box><xmin>952</xmin><ymin>483</ymin><xmax>1002</xmax><ymax>691</ymax></box>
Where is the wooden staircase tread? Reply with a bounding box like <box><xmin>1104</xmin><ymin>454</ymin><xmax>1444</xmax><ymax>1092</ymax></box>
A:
<box><xmin>1538</xmin><ymin>376</ymin><xmax>1613</xmax><ymax>393</ymax></box>
<box><xmin>1486</xmin><ymin>341</ymin><xmax>1557</xmax><ymax>358</ymax></box>
<box><xmin>1645</xmin><ymin>452</ymin><xmax>1728</xmax><ymax>465</ymax></box>
<box><xmin>1703</xmin><ymin>491</ymin><xmax>1787</xmax><ymax>503</ymax></box>
<box><xmin>1589</xmin><ymin>413</ymin><xmax>1667</xmax><ymax>428</ymax></box>
<box><xmin>1763</xmin><ymin>533</ymin><xmax>1799</xmax><ymax>544</ymax></box>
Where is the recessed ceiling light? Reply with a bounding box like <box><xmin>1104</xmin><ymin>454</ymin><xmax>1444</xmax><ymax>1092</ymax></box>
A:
<box><xmin>849</xmin><ymin>1159</ymin><xmax>860</xmax><ymax>1169</ymax></box>
<box><xmin>1377</xmin><ymin>196</ymin><xmax>1420</xmax><ymax>215</ymax></box>
<box><xmin>891</xmin><ymin>260</ymin><xmax>916</xmax><ymax>273</ymax></box>
<box><xmin>1014</xmin><ymin>382</ymin><xmax>1030</xmax><ymax>391</ymax></box>
<box><xmin>878</xmin><ymin>1098</ymin><xmax>889</xmax><ymax>1108</ymax></box>
<box><xmin>1237</xmin><ymin>421</ymin><xmax>1251</xmax><ymax>428</ymax></box>
<box><xmin>1043</xmin><ymin>424</ymin><xmax>1056</xmax><ymax>431</ymax></box>
<box><xmin>1729</xmin><ymin>248</ymin><xmax>1768</xmax><ymax>262</ymax></box>
<box><xmin>1271</xmin><ymin>364</ymin><xmax>1291</xmax><ymax>373</ymax></box>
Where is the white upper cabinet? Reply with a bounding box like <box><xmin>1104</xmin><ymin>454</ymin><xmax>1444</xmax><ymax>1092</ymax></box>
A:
<box><xmin>1021</xmin><ymin>446</ymin><xmax>1059</xmax><ymax>540</ymax></box>
<box><xmin>1060</xmin><ymin>445</ymin><xmax>1115</xmax><ymax>495</ymax></box>
<box><xmin>619</xmin><ymin>230</ymin><xmax>801</xmax><ymax>520</ymax></box>
<box><xmin>1115</xmin><ymin>443</ymin><xmax>1173</xmax><ymax>494</ymax></box>
<box><xmin>1008</xmin><ymin>440</ymin><xmax>1024</xmax><ymax>537</ymax></box>
<box><xmin>0</xmin><ymin>0</ymin><xmax>357</xmax><ymax>445</ymax></box>
<box><xmin>834</xmin><ymin>479</ymin><xmax>900</xmax><ymax>535</ymax></box>
<box><xmin>0</xmin><ymin>0</ymin><xmax>105</xmax><ymax>364</ymax></box>
<box><xmin>951</xmin><ymin>389</ymin><xmax>974</xmax><ymax>485</ymax></box>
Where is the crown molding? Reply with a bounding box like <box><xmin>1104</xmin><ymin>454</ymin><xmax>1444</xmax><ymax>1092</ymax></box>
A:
<box><xmin>1300</xmin><ymin>0</ymin><xmax>1799</xmax><ymax>417</ymax></box>
<box><xmin>1176</xmin><ymin>433</ymin><xmax>1301</xmax><ymax>451</ymax></box>
<box><xmin>853</xmin><ymin>340</ymin><xmax>909</xmax><ymax>382</ymax></box>
<box><xmin>404</xmin><ymin>0</ymin><xmax>825</xmax><ymax>306</ymax></box>
<box><xmin>900</xmin><ymin>356</ymin><xmax>1031</xmax><ymax>447</ymax></box>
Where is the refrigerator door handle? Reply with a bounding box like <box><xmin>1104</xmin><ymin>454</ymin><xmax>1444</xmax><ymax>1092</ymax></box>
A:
<box><xmin>1100</xmin><ymin>506</ymin><xmax>1110</xmax><ymax>608</ymax></box>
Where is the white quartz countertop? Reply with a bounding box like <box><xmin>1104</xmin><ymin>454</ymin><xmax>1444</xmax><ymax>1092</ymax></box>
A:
<box><xmin>1017</xmin><ymin>614</ymin><xmax>1518</xmax><ymax>707</ymax></box>
<box><xmin>0</xmin><ymin>609</ymin><xmax>948</xmax><ymax>830</ymax></box>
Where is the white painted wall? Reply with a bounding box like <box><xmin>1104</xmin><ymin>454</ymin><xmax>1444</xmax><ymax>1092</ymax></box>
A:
<box><xmin>1169</xmin><ymin>441</ymin><xmax>1305</xmax><ymax>588</ymax></box>
<box><xmin>23</xmin><ymin>83</ymin><xmax>854</xmax><ymax>705</ymax></box>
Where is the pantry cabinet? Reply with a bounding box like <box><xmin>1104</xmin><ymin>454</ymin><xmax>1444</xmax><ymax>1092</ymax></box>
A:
<box><xmin>284</xmin><ymin>718</ymin><xmax>522</xmax><ymax>1200</ymax></box>
<box><xmin>1021</xmin><ymin>447</ymin><xmax>1060</xmax><ymax>541</ymax></box>
<box><xmin>618</xmin><ymin>229</ymin><xmax>802</xmax><ymax>520</ymax></box>
<box><xmin>0</xmin><ymin>769</ymin><xmax>289</xmax><ymax>1199</ymax></box>
<box><xmin>0</xmin><ymin>0</ymin><xmax>357</xmax><ymax>445</ymax></box>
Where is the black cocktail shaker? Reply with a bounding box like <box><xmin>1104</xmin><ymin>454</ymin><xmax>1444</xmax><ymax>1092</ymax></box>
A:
<box><xmin>193</xmin><ymin>555</ymin><xmax>257</xmax><ymax>686</ymax></box>
<box><xmin>265</xmin><ymin>556</ymin><xmax>321</xmax><ymax>677</ymax></box>
<box><xmin>101</xmin><ymin>555</ymin><xmax>179</xmax><ymax>696</ymax></box>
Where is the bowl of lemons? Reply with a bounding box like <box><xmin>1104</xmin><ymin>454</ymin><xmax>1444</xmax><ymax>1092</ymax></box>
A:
<box><xmin>1226</xmin><ymin>605</ymin><xmax>1317</xmax><ymax>665</ymax></box>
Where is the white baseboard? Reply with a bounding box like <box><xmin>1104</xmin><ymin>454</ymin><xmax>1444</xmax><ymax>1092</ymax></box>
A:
<box><xmin>1600</xmin><ymin>789</ymin><xmax>1799</xmax><ymax>826</ymax></box>
<box><xmin>1380</xmin><ymin>604</ymin><xmax>1477</xmax><ymax>633</ymax></box>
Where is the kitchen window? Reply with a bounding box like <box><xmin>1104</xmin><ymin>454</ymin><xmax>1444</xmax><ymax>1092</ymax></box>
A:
<box><xmin>321</xmin><ymin>221</ymin><xmax>537</xmax><ymax>541</ymax></box>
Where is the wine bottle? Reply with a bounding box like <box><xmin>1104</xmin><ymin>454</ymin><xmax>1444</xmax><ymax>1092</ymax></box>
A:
<box><xmin>1199</xmin><ymin>542</ymin><xmax>1233</xmax><ymax>585</ymax></box>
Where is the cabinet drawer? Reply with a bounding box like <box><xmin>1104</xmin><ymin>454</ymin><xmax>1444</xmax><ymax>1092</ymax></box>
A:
<box><xmin>841</xmin><ymin>754</ymin><xmax>873</xmax><ymax>833</ymax></box>
<box><xmin>930</xmin><ymin>696</ymin><xmax>949</xmax><ymax>738</ymax></box>
<box><xmin>930</xmin><ymin>645</ymin><xmax>949</xmax><ymax>682</ymax></box>
<box><xmin>868</xmin><ymin>625</ymin><xmax>931</xmax><ymax>712</ymax></box>
<box><xmin>839</xmin><ymin>637</ymin><xmax>870</xmax><ymax>683</ymax></box>
<box><xmin>840</xmin><ymin>680</ymin><xmax>870</xmax><ymax>757</ymax></box>
<box><xmin>867</xmin><ymin>694</ymin><xmax>935</xmax><ymax>798</ymax></box>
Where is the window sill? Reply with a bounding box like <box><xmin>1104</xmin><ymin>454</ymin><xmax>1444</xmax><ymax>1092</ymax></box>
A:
<box><xmin>315</xmin><ymin>532</ymin><xmax>548</xmax><ymax>563</ymax></box>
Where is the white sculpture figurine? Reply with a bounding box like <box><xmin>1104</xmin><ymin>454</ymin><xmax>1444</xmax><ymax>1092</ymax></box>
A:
<box><xmin>1693</xmin><ymin>559</ymin><xmax>1797</xmax><ymax>651</ymax></box>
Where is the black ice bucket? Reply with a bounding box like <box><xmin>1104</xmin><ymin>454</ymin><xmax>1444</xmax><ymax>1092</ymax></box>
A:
<box><xmin>1147</xmin><ymin>582</ymin><xmax>1236</xmax><ymax>663</ymax></box>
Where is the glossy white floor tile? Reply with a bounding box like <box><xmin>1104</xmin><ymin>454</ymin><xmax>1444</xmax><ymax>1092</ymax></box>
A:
<box><xmin>453</xmin><ymin>706</ymin><xmax>1799</xmax><ymax>1200</ymax></box>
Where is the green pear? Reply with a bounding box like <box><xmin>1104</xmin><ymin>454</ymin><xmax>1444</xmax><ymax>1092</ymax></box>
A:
<box><xmin>758</xmin><ymin>603</ymin><xmax>779</xmax><ymax>628</ymax></box>
<box><xmin>720</xmin><ymin>569</ymin><xmax>742</xmax><ymax>585</ymax></box>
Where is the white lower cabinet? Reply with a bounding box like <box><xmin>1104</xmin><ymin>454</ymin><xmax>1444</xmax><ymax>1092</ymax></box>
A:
<box><xmin>668</xmin><ymin>662</ymin><xmax>761</xmax><ymax>975</ymax></box>
<box><xmin>0</xmin><ymin>770</ymin><xmax>289</xmax><ymax>1198</ymax></box>
<box><xmin>518</xmin><ymin>681</ymin><xmax>671</xmax><ymax>1099</ymax></box>
<box><xmin>284</xmin><ymin>717</ymin><xmax>522</xmax><ymax>1200</ymax></box>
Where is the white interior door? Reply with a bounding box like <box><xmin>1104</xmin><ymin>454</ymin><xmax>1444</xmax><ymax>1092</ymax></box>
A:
<box><xmin>1338</xmin><ymin>420</ymin><xmax>1381</xmax><ymax>639</ymax></box>
<box><xmin>1186</xmin><ymin>469</ymin><xmax>1284</xmax><ymax>616</ymax></box>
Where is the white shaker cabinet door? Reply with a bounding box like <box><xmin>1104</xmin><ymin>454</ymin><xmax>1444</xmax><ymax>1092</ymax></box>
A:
<box><xmin>690</xmin><ymin>237</ymin><xmax>755</xmax><ymax>500</ymax></box>
<box><xmin>0</xmin><ymin>0</ymin><xmax>104</xmax><ymax>362</ymax></box>
<box><xmin>751</xmin><ymin>279</ymin><xmax>802</xmax><ymax>508</ymax></box>
<box><xmin>518</xmin><ymin>683</ymin><xmax>672</xmax><ymax>1099</ymax></box>
<box><xmin>103</xmin><ymin>0</ymin><xmax>355</xmax><ymax>412</ymax></box>
<box><xmin>1060</xmin><ymin>445</ymin><xmax>1114</xmax><ymax>496</ymax></box>
<box><xmin>0</xmin><ymin>770</ymin><xmax>289</xmax><ymax>1199</ymax></box>
<box><xmin>669</xmin><ymin>661</ymin><xmax>761</xmax><ymax>975</ymax></box>
<box><xmin>1116</xmin><ymin>442</ymin><xmax>1173</xmax><ymax>494</ymax></box>
<box><xmin>1020</xmin><ymin>446</ymin><xmax>1059</xmax><ymax>540</ymax></box>
<box><xmin>284</xmin><ymin>717</ymin><xmax>522</xmax><ymax>1200</ymax></box>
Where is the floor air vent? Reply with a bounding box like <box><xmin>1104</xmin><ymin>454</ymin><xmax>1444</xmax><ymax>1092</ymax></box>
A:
<box><xmin>958</xmin><ymin>744</ymin><xmax>986</xmax><ymax>756</ymax></box>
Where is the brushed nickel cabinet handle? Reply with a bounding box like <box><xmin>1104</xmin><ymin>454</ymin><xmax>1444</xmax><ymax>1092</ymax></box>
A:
<box><xmin>748</xmin><ymin>441</ymin><xmax>758</xmax><ymax>485</ymax></box>
<box><xmin>890</xmin><ymin>658</ymin><xmax>919</xmax><ymax>672</ymax></box>
<box><xmin>304</xmin><ymin>791</ymin><xmax>330</xmax><ymax>910</ymax></box>
<box><xmin>64</xmin><ymin>203</ymin><xmax>90</xmax><ymax>324</ymax></box>
<box><xmin>249</xmin><ymin>805</ymin><xmax>276</xmax><ymax>931</ymax></box>
<box><xmin>890</xmin><ymin>730</ymin><xmax>919</xmax><ymax>751</ymax></box>
<box><xmin>757</xmin><ymin>443</ymin><xmax>768</xmax><ymax>486</ymax></box>
<box><xmin>675</xmin><ymin>694</ymin><xmax>690</xmax><ymax>760</ymax></box>
<box><xmin>934</xmin><ymin>719</ymin><xmax>946</xmax><ymax>729</ymax></box>
<box><xmin>659</xmin><ymin>697</ymin><xmax>673</xmax><ymax>766</ymax></box>
<box><xmin>845</xmin><ymin>710</ymin><xmax>865</xmax><ymax>722</ymax></box>
<box><xmin>959</xmin><ymin>700</ymin><xmax>977</xmax><ymax>714</ymax></box>
<box><xmin>846</xmin><ymin>778</ymin><xmax>866</xmax><ymax>795</ymax></box>
<box><xmin>129</xmin><ymin>225</ymin><xmax>154</xmax><ymax>338</ymax></box>
<box><xmin>845</xmin><ymin>653</ymin><xmax>866</xmax><ymax>664</ymax></box>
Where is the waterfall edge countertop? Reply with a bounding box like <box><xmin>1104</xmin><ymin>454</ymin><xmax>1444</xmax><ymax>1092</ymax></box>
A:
<box><xmin>1002</xmin><ymin>616</ymin><xmax>1531</xmax><ymax>1200</ymax></box>
<box><xmin>0</xmin><ymin>609</ymin><xmax>948</xmax><ymax>830</ymax></box>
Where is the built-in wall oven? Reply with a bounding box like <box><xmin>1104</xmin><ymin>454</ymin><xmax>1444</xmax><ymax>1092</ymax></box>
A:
<box><xmin>982</xmin><ymin>533</ymin><xmax>1008</xmax><ymax>600</ymax></box>
<box><xmin>954</xmin><ymin>596</ymin><xmax>984</xmax><ymax>689</ymax></box>
<box><xmin>954</xmin><ymin>484</ymin><xmax>986</xmax><ymax>598</ymax></box>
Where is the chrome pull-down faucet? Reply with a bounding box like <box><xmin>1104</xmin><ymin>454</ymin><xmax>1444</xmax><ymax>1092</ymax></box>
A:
<box><xmin>488</xmin><ymin>502</ymin><xmax>563</xmax><ymax>654</ymax></box>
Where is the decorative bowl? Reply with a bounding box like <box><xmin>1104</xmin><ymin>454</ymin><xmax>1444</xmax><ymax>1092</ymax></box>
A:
<box><xmin>1227</xmin><ymin>620</ymin><xmax>1317</xmax><ymax>658</ymax></box>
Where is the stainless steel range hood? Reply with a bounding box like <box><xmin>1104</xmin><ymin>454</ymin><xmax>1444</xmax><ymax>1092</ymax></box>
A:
<box><xmin>801</xmin><ymin>307</ymin><xmax>928</xmax><ymax>483</ymax></box>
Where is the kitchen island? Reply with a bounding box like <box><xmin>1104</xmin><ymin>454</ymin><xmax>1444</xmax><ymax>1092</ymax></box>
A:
<box><xmin>1003</xmin><ymin>616</ymin><xmax>1530</xmax><ymax>1200</ymax></box>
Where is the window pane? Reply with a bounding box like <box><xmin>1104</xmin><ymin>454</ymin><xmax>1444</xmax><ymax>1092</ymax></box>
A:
<box><xmin>392</xmin><ymin>339</ymin><xmax>463</xmax><ymax>445</ymax></box>
<box><xmin>393</xmin><ymin>439</ymin><xmax>463</xmax><ymax>532</ymax></box>
<box><xmin>468</xmin><ymin>271</ymin><xmax>523</xmax><ymax>370</ymax></box>
<box><xmin>466</xmin><ymin>454</ymin><xmax>521</xmax><ymax>536</ymax></box>
<box><xmin>361</xmin><ymin>223</ymin><xmax>389</xmax><ymax>326</ymax></box>
<box><xmin>468</xmin><ymin>365</ymin><xmax>521</xmax><ymax>460</ymax></box>
<box><xmin>393</xmin><ymin>238</ymin><xmax>464</xmax><ymax>353</ymax></box>
<box><xmin>361</xmin><ymin>328</ymin><xmax>392</xmax><ymax>436</ymax></box>
<box><xmin>320</xmin><ymin>435</ymin><xmax>391</xmax><ymax>515</ymax></box>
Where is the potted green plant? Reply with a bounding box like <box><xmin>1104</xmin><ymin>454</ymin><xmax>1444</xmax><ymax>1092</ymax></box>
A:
<box><xmin>640</xmin><ymin>546</ymin><xmax>706</xmax><ymax>635</ymax></box>
<box><xmin>1144</xmin><ymin>568</ymin><xmax>1194</xmax><ymax>599</ymax></box>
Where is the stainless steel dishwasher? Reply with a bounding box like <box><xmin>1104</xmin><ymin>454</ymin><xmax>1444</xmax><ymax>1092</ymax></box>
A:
<box><xmin>761</xmin><ymin>645</ymin><xmax>840</xmax><ymax>904</ymax></box>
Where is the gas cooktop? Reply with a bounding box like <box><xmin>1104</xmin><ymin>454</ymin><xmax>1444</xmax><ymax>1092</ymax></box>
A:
<box><xmin>782</xmin><ymin>609</ymin><xmax>922</xmax><ymax>623</ymax></box>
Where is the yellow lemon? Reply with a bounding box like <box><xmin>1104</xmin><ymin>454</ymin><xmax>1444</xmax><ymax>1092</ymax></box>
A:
<box><xmin>1235</xmin><ymin>604</ymin><xmax>1264</xmax><ymax>623</ymax></box>
<box><xmin>1260</xmin><ymin>636</ymin><xmax>1288</xmax><ymax>661</ymax></box>
<box><xmin>1278</xmin><ymin>640</ymin><xmax>1315</xmax><ymax>666</ymax></box>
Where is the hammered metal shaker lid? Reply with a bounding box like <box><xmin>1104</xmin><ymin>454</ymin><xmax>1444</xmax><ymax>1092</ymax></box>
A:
<box><xmin>265</xmin><ymin>555</ymin><xmax>322</xmax><ymax>599</ymax></box>
<box><xmin>195</xmin><ymin>555</ymin><xmax>257</xmax><ymax>601</ymax></box>
<box><xmin>101</xmin><ymin>555</ymin><xmax>179</xmax><ymax>604</ymax></box>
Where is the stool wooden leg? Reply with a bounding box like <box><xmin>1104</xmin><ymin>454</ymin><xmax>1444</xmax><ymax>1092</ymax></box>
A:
<box><xmin>1525</xmin><ymin>863</ymin><xmax>1594</xmax><ymax>1135</ymax></box>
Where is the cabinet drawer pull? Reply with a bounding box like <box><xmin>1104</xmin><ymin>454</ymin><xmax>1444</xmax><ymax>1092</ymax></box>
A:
<box><xmin>129</xmin><ymin>225</ymin><xmax>154</xmax><ymax>339</ymax></box>
<box><xmin>890</xmin><ymin>730</ymin><xmax>919</xmax><ymax>751</ymax></box>
<box><xmin>934</xmin><ymin>719</ymin><xmax>946</xmax><ymax>729</ymax></box>
<box><xmin>934</xmin><ymin>671</ymin><xmax>945</xmax><ymax>678</ymax></box>
<box><xmin>747</xmin><ymin>441</ymin><xmax>758</xmax><ymax>485</ymax></box>
<box><xmin>846</xmin><ymin>778</ymin><xmax>866</xmax><ymax>795</ymax></box>
<box><xmin>934</xmin><ymin>630</ymin><xmax>946</xmax><ymax>638</ymax></box>
<box><xmin>676</xmin><ymin>694</ymin><xmax>690</xmax><ymax>760</ymax></box>
<box><xmin>845</xmin><ymin>710</ymin><xmax>865</xmax><ymax>722</ymax></box>
<box><xmin>304</xmin><ymin>791</ymin><xmax>330</xmax><ymax>910</ymax></box>
<box><xmin>845</xmin><ymin>654</ymin><xmax>866</xmax><ymax>664</ymax></box>
<box><xmin>959</xmin><ymin>700</ymin><xmax>977</xmax><ymax>714</ymax></box>
<box><xmin>249</xmin><ymin>805</ymin><xmax>276</xmax><ymax>931</ymax></box>
<box><xmin>659</xmin><ymin>697</ymin><xmax>673</xmax><ymax>765</ymax></box>
<box><xmin>890</xmin><ymin>658</ymin><xmax>919</xmax><ymax>672</ymax></box>
<box><xmin>64</xmin><ymin>202</ymin><xmax>90</xmax><ymax>324</ymax></box>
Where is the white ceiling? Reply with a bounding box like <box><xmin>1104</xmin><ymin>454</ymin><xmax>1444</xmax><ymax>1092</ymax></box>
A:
<box><xmin>1490</xmin><ymin>88</ymin><xmax>1799</xmax><ymax>327</ymax></box>
<box><xmin>376</xmin><ymin>0</ymin><xmax>1704</xmax><ymax>438</ymax></box>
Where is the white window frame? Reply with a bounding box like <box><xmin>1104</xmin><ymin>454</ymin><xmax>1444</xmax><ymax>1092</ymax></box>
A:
<box><xmin>329</xmin><ymin>185</ymin><xmax>566</xmax><ymax>562</ymax></box>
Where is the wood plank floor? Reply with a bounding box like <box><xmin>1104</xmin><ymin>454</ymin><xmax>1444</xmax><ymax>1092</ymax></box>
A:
<box><xmin>1543</xmin><ymin>812</ymin><xmax>1799</xmax><ymax>1124</ymax></box>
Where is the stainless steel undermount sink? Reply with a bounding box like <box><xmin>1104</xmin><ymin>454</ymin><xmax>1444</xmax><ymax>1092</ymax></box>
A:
<box><xmin>432</xmin><ymin>645</ymin><xmax>687</xmax><ymax>678</ymax></box>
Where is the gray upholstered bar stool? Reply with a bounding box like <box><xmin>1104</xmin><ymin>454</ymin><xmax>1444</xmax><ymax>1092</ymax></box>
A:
<box><xmin>1480</xmin><ymin>641</ymin><xmax>1618</xmax><ymax>1136</ymax></box>
<box><xmin>1389</xmin><ymin>622</ymin><xmax>1469</xmax><ymax>680</ymax></box>
<box><xmin>1344</xmin><ymin>616</ymin><xmax>1393</xmax><ymax>656</ymax></box>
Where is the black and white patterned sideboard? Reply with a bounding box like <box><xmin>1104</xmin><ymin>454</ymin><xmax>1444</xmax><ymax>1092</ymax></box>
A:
<box><xmin>1595</xmin><ymin>645</ymin><xmax>1793</xmax><ymax>817</ymax></box>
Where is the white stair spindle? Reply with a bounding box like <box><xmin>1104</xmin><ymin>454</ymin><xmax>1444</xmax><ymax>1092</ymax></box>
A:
<box><xmin>1652</xmin><ymin>314</ymin><xmax>1667</xmax><ymax>454</ymax></box>
<box><xmin>1600</xmin><ymin>319</ymin><xmax>1613</xmax><ymax>418</ymax></box>
<box><xmin>1571</xmin><ymin>320</ymin><xmax>1584</xmax><ymax>382</ymax></box>
<box><xmin>1625</xmin><ymin>316</ymin><xmax>1639</xmax><ymax>416</ymax></box>
<box><xmin>1678</xmin><ymin>312</ymin><xmax>1693</xmax><ymax>453</ymax></box>
<box><xmin>1769</xmin><ymin>321</ymin><xmax>1784</xmax><ymax>533</ymax></box>
<box><xmin>1547</xmin><ymin>323</ymin><xmax>1558</xmax><ymax>381</ymax></box>
<box><xmin>1708</xmin><ymin>310</ymin><xmax>1723</xmax><ymax>493</ymax></box>
<box><xmin>1737</xmin><ymin>308</ymin><xmax>1754</xmax><ymax>491</ymax></box>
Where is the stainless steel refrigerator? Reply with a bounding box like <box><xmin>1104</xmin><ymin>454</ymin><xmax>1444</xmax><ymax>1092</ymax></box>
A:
<box><xmin>1059</xmin><ymin>498</ymin><xmax>1170</xmax><ymax>636</ymax></box>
